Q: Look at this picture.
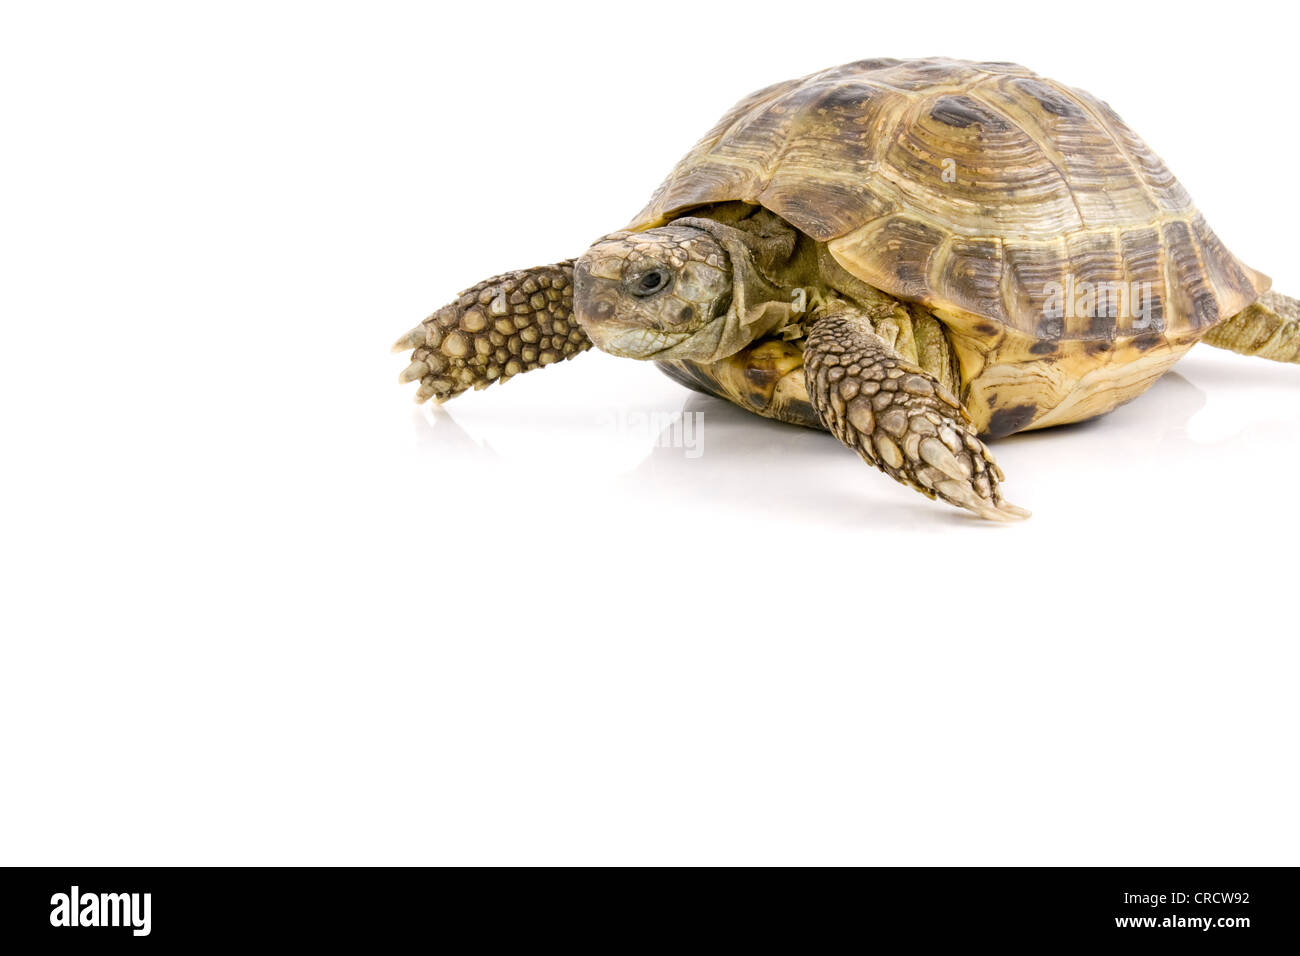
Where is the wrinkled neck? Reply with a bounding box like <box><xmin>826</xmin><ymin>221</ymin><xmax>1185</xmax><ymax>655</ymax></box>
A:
<box><xmin>667</xmin><ymin>215</ymin><xmax>801</xmax><ymax>360</ymax></box>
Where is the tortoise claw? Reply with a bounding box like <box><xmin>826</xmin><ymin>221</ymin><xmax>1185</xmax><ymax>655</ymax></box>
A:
<box><xmin>398</xmin><ymin>360</ymin><xmax>429</xmax><ymax>384</ymax></box>
<box><xmin>968</xmin><ymin>497</ymin><xmax>1031</xmax><ymax>522</ymax></box>
<box><xmin>391</xmin><ymin>325</ymin><xmax>427</xmax><ymax>353</ymax></box>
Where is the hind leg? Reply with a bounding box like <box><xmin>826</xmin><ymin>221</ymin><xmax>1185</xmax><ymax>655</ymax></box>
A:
<box><xmin>1203</xmin><ymin>291</ymin><xmax>1300</xmax><ymax>363</ymax></box>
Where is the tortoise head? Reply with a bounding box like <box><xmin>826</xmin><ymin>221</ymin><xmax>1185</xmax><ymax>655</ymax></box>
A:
<box><xmin>574</xmin><ymin>218</ymin><xmax>789</xmax><ymax>363</ymax></box>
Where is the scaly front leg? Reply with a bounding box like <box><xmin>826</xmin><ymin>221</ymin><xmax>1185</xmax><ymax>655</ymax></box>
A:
<box><xmin>394</xmin><ymin>261</ymin><xmax>590</xmax><ymax>403</ymax></box>
<box><xmin>804</xmin><ymin>311</ymin><xmax>1029</xmax><ymax>521</ymax></box>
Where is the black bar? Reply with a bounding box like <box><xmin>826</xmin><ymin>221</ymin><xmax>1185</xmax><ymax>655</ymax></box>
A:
<box><xmin>0</xmin><ymin>866</ymin><xmax>1295</xmax><ymax>946</ymax></box>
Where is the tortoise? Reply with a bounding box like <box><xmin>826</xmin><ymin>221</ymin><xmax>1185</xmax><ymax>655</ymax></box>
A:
<box><xmin>394</xmin><ymin>58</ymin><xmax>1299</xmax><ymax>520</ymax></box>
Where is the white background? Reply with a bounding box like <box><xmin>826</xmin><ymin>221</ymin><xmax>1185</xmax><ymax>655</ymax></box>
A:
<box><xmin>2</xmin><ymin>1</ymin><xmax>1297</xmax><ymax>865</ymax></box>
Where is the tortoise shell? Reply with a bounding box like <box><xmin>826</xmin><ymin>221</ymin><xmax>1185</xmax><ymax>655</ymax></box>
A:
<box><xmin>630</xmin><ymin>58</ymin><xmax>1271</xmax><ymax>435</ymax></box>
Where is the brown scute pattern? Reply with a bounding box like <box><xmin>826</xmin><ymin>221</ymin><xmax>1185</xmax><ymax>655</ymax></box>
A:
<box><xmin>657</xmin><ymin>337</ymin><xmax>822</xmax><ymax>430</ymax></box>
<box><xmin>1192</xmin><ymin>214</ymin><xmax>1265</xmax><ymax>324</ymax></box>
<box><xmin>898</xmin><ymin>96</ymin><xmax>1083</xmax><ymax>241</ymax></box>
<box><xmin>1063</xmin><ymin>231</ymin><xmax>1127</xmax><ymax>337</ymax></box>
<box><xmin>866</xmin><ymin>217</ymin><xmax>946</xmax><ymax>300</ymax></box>
<box><xmin>632</xmin><ymin>58</ymin><xmax>1269</xmax><ymax>342</ymax></box>
<box><xmin>1009</xmin><ymin>77</ymin><xmax>1086</xmax><ymax>119</ymax></box>
<box><xmin>999</xmin><ymin>239</ymin><xmax>1069</xmax><ymax>339</ymax></box>
<box><xmin>937</xmin><ymin>236</ymin><xmax>1005</xmax><ymax>320</ymax></box>
<box><xmin>929</xmin><ymin>95</ymin><xmax>1011</xmax><ymax>131</ymax></box>
<box><xmin>804</xmin><ymin>312</ymin><xmax>1027</xmax><ymax>520</ymax></box>
<box><xmin>394</xmin><ymin>262</ymin><xmax>588</xmax><ymax>404</ymax></box>
<box><xmin>1118</xmin><ymin>226</ymin><xmax>1166</xmax><ymax>334</ymax></box>
<box><xmin>1161</xmin><ymin>219</ymin><xmax>1221</xmax><ymax>329</ymax></box>
<box><xmin>772</xmin><ymin>179</ymin><xmax>892</xmax><ymax>242</ymax></box>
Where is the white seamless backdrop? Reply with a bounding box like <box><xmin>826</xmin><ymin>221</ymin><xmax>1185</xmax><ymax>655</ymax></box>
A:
<box><xmin>1</xmin><ymin>1</ymin><xmax>1297</xmax><ymax>865</ymax></box>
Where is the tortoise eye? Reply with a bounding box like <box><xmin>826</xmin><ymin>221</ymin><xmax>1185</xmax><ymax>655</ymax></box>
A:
<box><xmin>630</xmin><ymin>268</ymin><xmax>671</xmax><ymax>297</ymax></box>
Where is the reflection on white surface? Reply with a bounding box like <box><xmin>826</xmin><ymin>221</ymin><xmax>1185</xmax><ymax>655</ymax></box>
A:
<box><xmin>409</xmin><ymin>352</ymin><xmax>1281</xmax><ymax>532</ymax></box>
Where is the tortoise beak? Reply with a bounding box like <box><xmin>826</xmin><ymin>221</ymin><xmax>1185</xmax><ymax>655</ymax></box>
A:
<box><xmin>592</xmin><ymin>326</ymin><xmax>683</xmax><ymax>358</ymax></box>
<box><xmin>572</xmin><ymin>259</ymin><xmax>617</xmax><ymax>325</ymax></box>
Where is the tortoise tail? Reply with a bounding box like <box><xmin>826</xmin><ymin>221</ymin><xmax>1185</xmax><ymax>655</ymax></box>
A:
<box><xmin>1203</xmin><ymin>290</ymin><xmax>1300</xmax><ymax>363</ymax></box>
